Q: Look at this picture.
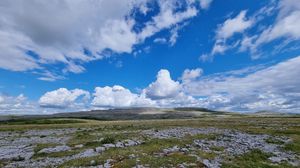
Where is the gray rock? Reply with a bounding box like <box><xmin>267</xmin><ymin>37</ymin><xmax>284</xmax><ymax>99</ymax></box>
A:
<box><xmin>38</xmin><ymin>145</ymin><xmax>71</xmax><ymax>154</ymax></box>
<box><xmin>104</xmin><ymin>159</ymin><xmax>113</xmax><ymax>168</ymax></box>
<box><xmin>90</xmin><ymin>160</ymin><xmax>96</xmax><ymax>166</ymax></box>
<box><xmin>0</xmin><ymin>145</ymin><xmax>34</xmax><ymax>160</ymax></box>
<box><xmin>74</xmin><ymin>144</ymin><xmax>84</xmax><ymax>148</ymax></box>
<box><xmin>203</xmin><ymin>159</ymin><xmax>221</xmax><ymax>168</ymax></box>
<box><xmin>115</xmin><ymin>142</ymin><xmax>124</xmax><ymax>148</ymax></box>
<box><xmin>269</xmin><ymin>156</ymin><xmax>285</xmax><ymax>163</ymax></box>
<box><xmin>163</xmin><ymin>146</ymin><xmax>180</xmax><ymax>154</ymax></box>
<box><xmin>75</xmin><ymin>149</ymin><xmax>97</xmax><ymax>158</ymax></box>
<box><xmin>103</xmin><ymin>144</ymin><xmax>115</xmax><ymax>149</ymax></box>
<box><xmin>95</xmin><ymin>146</ymin><xmax>106</xmax><ymax>153</ymax></box>
<box><xmin>123</xmin><ymin>139</ymin><xmax>141</xmax><ymax>147</ymax></box>
<box><xmin>129</xmin><ymin>154</ymin><xmax>136</xmax><ymax>159</ymax></box>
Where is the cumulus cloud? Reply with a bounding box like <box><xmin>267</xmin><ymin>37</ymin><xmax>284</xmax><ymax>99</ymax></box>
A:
<box><xmin>0</xmin><ymin>0</ymin><xmax>205</xmax><ymax>80</ymax></box>
<box><xmin>92</xmin><ymin>85</ymin><xmax>154</xmax><ymax>107</ymax></box>
<box><xmin>39</xmin><ymin>88</ymin><xmax>90</xmax><ymax>108</ymax></box>
<box><xmin>144</xmin><ymin>69</ymin><xmax>181</xmax><ymax>99</ymax></box>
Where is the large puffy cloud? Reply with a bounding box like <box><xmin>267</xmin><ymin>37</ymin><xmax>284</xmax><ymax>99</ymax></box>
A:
<box><xmin>39</xmin><ymin>88</ymin><xmax>90</xmax><ymax>108</ymax></box>
<box><xmin>0</xmin><ymin>0</ymin><xmax>209</xmax><ymax>80</ymax></box>
<box><xmin>144</xmin><ymin>69</ymin><xmax>181</xmax><ymax>99</ymax></box>
<box><xmin>92</xmin><ymin>85</ymin><xmax>154</xmax><ymax>107</ymax></box>
<box><xmin>92</xmin><ymin>70</ymin><xmax>202</xmax><ymax>108</ymax></box>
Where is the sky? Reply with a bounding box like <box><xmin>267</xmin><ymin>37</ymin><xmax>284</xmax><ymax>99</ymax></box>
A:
<box><xmin>0</xmin><ymin>0</ymin><xmax>300</xmax><ymax>114</ymax></box>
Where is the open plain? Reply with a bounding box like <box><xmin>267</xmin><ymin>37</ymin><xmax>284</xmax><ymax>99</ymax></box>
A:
<box><xmin>0</xmin><ymin>110</ymin><xmax>299</xmax><ymax>168</ymax></box>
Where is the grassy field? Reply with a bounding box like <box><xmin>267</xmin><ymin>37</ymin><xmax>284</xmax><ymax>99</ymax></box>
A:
<box><xmin>0</xmin><ymin>116</ymin><xmax>300</xmax><ymax>168</ymax></box>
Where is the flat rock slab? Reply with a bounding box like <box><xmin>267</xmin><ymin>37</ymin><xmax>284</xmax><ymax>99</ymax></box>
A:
<box><xmin>0</xmin><ymin>145</ymin><xmax>34</xmax><ymax>160</ymax></box>
<box><xmin>38</xmin><ymin>145</ymin><xmax>71</xmax><ymax>154</ymax></box>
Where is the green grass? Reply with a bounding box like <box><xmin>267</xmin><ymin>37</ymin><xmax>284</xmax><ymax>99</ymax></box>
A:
<box><xmin>36</xmin><ymin>150</ymin><xmax>81</xmax><ymax>158</ymax></box>
<box><xmin>138</xmin><ymin>152</ymin><xmax>199</xmax><ymax>168</ymax></box>
<box><xmin>60</xmin><ymin>138</ymin><xmax>191</xmax><ymax>167</ymax></box>
<box><xmin>284</xmin><ymin>142</ymin><xmax>300</xmax><ymax>154</ymax></box>
<box><xmin>221</xmin><ymin>149</ymin><xmax>295</xmax><ymax>168</ymax></box>
<box><xmin>265</xmin><ymin>138</ymin><xmax>285</xmax><ymax>145</ymax></box>
<box><xmin>0</xmin><ymin>160</ymin><xmax>9</xmax><ymax>167</ymax></box>
<box><xmin>210</xmin><ymin>145</ymin><xmax>225</xmax><ymax>151</ymax></box>
<box><xmin>100</xmin><ymin>136</ymin><xmax>116</xmax><ymax>144</ymax></box>
<box><xmin>196</xmin><ymin>150</ymin><xmax>216</xmax><ymax>159</ymax></box>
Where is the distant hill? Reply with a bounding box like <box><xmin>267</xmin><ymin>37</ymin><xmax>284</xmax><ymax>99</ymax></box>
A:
<box><xmin>0</xmin><ymin>107</ymin><xmax>234</xmax><ymax>122</ymax></box>
<box><xmin>0</xmin><ymin>107</ymin><xmax>298</xmax><ymax>122</ymax></box>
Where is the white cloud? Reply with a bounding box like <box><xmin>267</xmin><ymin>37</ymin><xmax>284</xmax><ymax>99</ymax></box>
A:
<box><xmin>199</xmin><ymin>0</ymin><xmax>213</xmax><ymax>9</ymax></box>
<box><xmin>211</xmin><ymin>42</ymin><xmax>229</xmax><ymax>55</ymax></box>
<box><xmin>254</xmin><ymin>11</ymin><xmax>300</xmax><ymax>48</ymax></box>
<box><xmin>238</xmin><ymin>0</ymin><xmax>300</xmax><ymax>57</ymax></box>
<box><xmin>39</xmin><ymin>88</ymin><xmax>90</xmax><ymax>108</ymax></box>
<box><xmin>169</xmin><ymin>27</ymin><xmax>179</xmax><ymax>46</ymax></box>
<box><xmin>184</xmin><ymin>56</ymin><xmax>300</xmax><ymax>112</ymax></box>
<box><xmin>153</xmin><ymin>38</ymin><xmax>167</xmax><ymax>44</ymax></box>
<box><xmin>144</xmin><ymin>69</ymin><xmax>181</xmax><ymax>99</ymax></box>
<box><xmin>100</xmin><ymin>19</ymin><xmax>137</xmax><ymax>53</ymax></box>
<box><xmin>0</xmin><ymin>96</ymin><xmax>4</xmax><ymax>104</ymax></box>
<box><xmin>201</xmin><ymin>10</ymin><xmax>253</xmax><ymax>60</ymax></box>
<box><xmin>36</xmin><ymin>71</ymin><xmax>65</xmax><ymax>82</ymax></box>
<box><xmin>0</xmin><ymin>0</ymin><xmax>203</xmax><ymax>80</ymax></box>
<box><xmin>92</xmin><ymin>85</ymin><xmax>154</xmax><ymax>107</ymax></box>
<box><xmin>181</xmin><ymin>68</ymin><xmax>203</xmax><ymax>82</ymax></box>
<box><xmin>216</xmin><ymin>10</ymin><xmax>253</xmax><ymax>40</ymax></box>
<box><xmin>155</xmin><ymin>92</ymin><xmax>200</xmax><ymax>107</ymax></box>
<box><xmin>138</xmin><ymin>0</ymin><xmax>198</xmax><ymax>41</ymax></box>
<box><xmin>0</xmin><ymin>94</ymin><xmax>38</xmax><ymax>114</ymax></box>
<box><xmin>0</xmin><ymin>30</ymin><xmax>40</xmax><ymax>71</ymax></box>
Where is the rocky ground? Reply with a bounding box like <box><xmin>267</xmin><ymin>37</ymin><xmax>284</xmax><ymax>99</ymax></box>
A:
<box><xmin>0</xmin><ymin>117</ymin><xmax>299</xmax><ymax>168</ymax></box>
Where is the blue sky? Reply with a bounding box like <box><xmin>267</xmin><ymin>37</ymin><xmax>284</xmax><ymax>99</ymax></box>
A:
<box><xmin>0</xmin><ymin>0</ymin><xmax>300</xmax><ymax>114</ymax></box>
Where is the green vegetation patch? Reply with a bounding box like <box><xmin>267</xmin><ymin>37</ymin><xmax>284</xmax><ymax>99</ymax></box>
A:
<box><xmin>221</xmin><ymin>149</ymin><xmax>294</xmax><ymax>168</ymax></box>
<box><xmin>284</xmin><ymin>142</ymin><xmax>300</xmax><ymax>154</ymax></box>
<box><xmin>196</xmin><ymin>150</ymin><xmax>216</xmax><ymax>160</ymax></box>
<box><xmin>265</xmin><ymin>138</ymin><xmax>285</xmax><ymax>145</ymax></box>
<box><xmin>138</xmin><ymin>152</ymin><xmax>199</xmax><ymax>168</ymax></box>
<box><xmin>35</xmin><ymin>150</ymin><xmax>81</xmax><ymax>158</ymax></box>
